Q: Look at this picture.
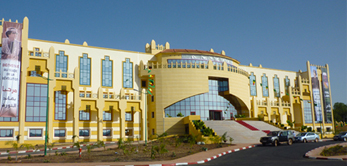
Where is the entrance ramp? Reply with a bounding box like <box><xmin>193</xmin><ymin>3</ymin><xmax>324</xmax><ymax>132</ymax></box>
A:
<box><xmin>203</xmin><ymin>120</ymin><xmax>281</xmax><ymax>144</ymax></box>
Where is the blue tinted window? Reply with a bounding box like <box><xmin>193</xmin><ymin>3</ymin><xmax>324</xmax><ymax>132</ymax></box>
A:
<box><xmin>79</xmin><ymin>110</ymin><xmax>90</xmax><ymax>120</ymax></box>
<box><xmin>55</xmin><ymin>51</ymin><xmax>68</xmax><ymax>78</ymax></box>
<box><xmin>164</xmin><ymin>79</ymin><xmax>237</xmax><ymax>120</ymax></box>
<box><xmin>304</xmin><ymin>100</ymin><xmax>313</xmax><ymax>123</ymax></box>
<box><xmin>55</xmin><ymin>91</ymin><xmax>66</xmax><ymax>120</ymax></box>
<box><xmin>273</xmin><ymin>75</ymin><xmax>280</xmax><ymax>97</ymax></box>
<box><xmin>250</xmin><ymin>73</ymin><xmax>257</xmax><ymax>96</ymax></box>
<box><xmin>102</xmin><ymin>56</ymin><xmax>112</xmax><ymax>87</ymax></box>
<box><xmin>262</xmin><ymin>74</ymin><xmax>269</xmax><ymax>97</ymax></box>
<box><xmin>80</xmin><ymin>54</ymin><xmax>91</xmax><ymax>85</ymax></box>
<box><xmin>123</xmin><ymin>59</ymin><xmax>133</xmax><ymax>88</ymax></box>
<box><xmin>25</xmin><ymin>84</ymin><xmax>47</xmax><ymax>122</ymax></box>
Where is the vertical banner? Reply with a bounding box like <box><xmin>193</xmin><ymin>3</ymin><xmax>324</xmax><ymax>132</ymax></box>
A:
<box><xmin>310</xmin><ymin>66</ymin><xmax>322</xmax><ymax>122</ymax></box>
<box><xmin>321</xmin><ymin>68</ymin><xmax>332</xmax><ymax>123</ymax></box>
<box><xmin>0</xmin><ymin>21</ymin><xmax>22</xmax><ymax>117</ymax></box>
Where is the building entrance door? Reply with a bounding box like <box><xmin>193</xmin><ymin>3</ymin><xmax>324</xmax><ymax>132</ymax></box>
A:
<box><xmin>209</xmin><ymin>110</ymin><xmax>222</xmax><ymax>120</ymax></box>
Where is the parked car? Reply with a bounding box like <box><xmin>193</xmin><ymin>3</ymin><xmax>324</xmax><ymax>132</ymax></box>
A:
<box><xmin>295</xmin><ymin>132</ymin><xmax>319</xmax><ymax>143</ymax></box>
<box><xmin>333</xmin><ymin>131</ymin><xmax>347</xmax><ymax>141</ymax></box>
<box><xmin>260</xmin><ymin>130</ymin><xmax>294</xmax><ymax>146</ymax></box>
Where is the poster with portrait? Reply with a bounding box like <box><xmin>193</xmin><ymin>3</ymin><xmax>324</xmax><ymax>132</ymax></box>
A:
<box><xmin>310</xmin><ymin>66</ymin><xmax>322</xmax><ymax>122</ymax></box>
<box><xmin>0</xmin><ymin>21</ymin><xmax>22</xmax><ymax>117</ymax></box>
<box><xmin>321</xmin><ymin>68</ymin><xmax>332</xmax><ymax>123</ymax></box>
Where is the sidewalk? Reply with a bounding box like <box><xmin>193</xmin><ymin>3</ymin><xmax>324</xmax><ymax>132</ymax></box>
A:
<box><xmin>304</xmin><ymin>142</ymin><xmax>347</xmax><ymax>161</ymax></box>
<box><xmin>0</xmin><ymin>143</ymin><xmax>256</xmax><ymax>166</ymax></box>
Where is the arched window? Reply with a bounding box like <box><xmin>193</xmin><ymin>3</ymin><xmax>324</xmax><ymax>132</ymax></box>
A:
<box><xmin>249</xmin><ymin>73</ymin><xmax>257</xmax><ymax>96</ymax></box>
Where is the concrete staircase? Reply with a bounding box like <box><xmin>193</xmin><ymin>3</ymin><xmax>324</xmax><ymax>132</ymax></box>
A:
<box><xmin>203</xmin><ymin>120</ymin><xmax>282</xmax><ymax>144</ymax></box>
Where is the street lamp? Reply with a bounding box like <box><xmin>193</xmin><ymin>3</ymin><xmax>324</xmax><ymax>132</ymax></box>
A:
<box><xmin>319</xmin><ymin>121</ymin><xmax>323</xmax><ymax>139</ymax></box>
<box><xmin>37</xmin><ymin>73</ymin><xmax>52</xmax><ymax>156</ymax></box>
<box><xmin>133</xmin><ymin>89</ymin><xmax>148</xmax><ymax>146</ymax></box>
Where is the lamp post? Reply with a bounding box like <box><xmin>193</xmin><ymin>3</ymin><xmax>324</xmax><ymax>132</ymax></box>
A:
<box><xmin>38</xmin><ymin>73</ymin><xmax>51</xmax><ymax>156</ymax></box>
<box><xmin>319</xmin><ymin>121</ymin><xmax>323</xmax><ymax>139</ymax></box>
<box><xmin>133</xmin><ymin>89</ymin><xmax>147</xmax><ymax>146</ymax></box>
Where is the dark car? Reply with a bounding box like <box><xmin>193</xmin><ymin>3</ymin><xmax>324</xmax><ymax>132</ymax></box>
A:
<box><xmin>333</xmin><ymin>131</ymin><xmax>347</xmax><ymax>141</ymax></box>
<box><xmin>260</xmin><ymin>130</ymin><xmax>294</xmax><ymax>146</ymax></box>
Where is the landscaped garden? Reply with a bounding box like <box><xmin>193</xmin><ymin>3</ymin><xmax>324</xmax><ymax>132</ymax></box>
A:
<box><xmin>0</xmin><ymin>133</ymin><xmax>234</xmax><ymax>163</ymax></box>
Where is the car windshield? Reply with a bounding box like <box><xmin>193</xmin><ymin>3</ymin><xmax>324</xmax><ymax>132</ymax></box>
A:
<box><xmin>338</xmin><ymin>132</ymin><xmax>347</xmax><ymax>135</ymax></box>
<box><xmin>267</xmin><ymin>131</ymin><xmax>279</xmax><ymax>136</ymax></box>
<box><xmin>297</xmin><ymin>133</ymin><xmax>306</xmax><ymax>136</ymax></box>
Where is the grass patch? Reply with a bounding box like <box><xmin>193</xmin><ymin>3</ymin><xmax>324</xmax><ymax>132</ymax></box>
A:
<box><xmin>320</xmin><ymin>145</ymin><xmax>347</xmax><ymax>156</ymax></box>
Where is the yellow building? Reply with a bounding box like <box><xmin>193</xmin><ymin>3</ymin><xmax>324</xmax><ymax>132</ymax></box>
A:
<box><xmin>0</xmin><ymin>17</ymin><xmax>334</xmax><ymax>147</ymax></box>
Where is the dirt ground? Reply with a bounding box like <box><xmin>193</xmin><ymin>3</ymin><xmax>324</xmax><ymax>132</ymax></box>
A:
<box><xmin>0</xmin><ymin>137</ymin><xmax>232</xmax><ymax>163</ymax></box>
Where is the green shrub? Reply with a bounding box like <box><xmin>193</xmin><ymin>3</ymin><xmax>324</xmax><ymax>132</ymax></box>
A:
<box><xmin>177</xmin><ymin>112</ymin><xmax>184</xmax><ymax>117</ymax></box>
<box><xmin>320</xmin><ymin>145</ymin><xmax>347</xmax><ymax>156</ymax></box>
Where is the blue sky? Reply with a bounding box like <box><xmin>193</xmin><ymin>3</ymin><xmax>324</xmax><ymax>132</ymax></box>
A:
<box><xmin>2</xmin><ymin>0</ymin><xmax>346</xmax><ymax>104</ymax></box>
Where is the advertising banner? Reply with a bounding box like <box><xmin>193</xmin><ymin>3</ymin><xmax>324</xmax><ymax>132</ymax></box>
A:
<box><xmin>310</xmin><ymin>66</ymin><xmax>322</xmax><ymax>122</ymax></box>
<box><xmin>321</xmin><ymin>68</ymin><xmax>332</xmax><ymax>123</ymax></box>
<box><xmin>0</xmin><ymin>21</ymin><xmax>22</xmax><ymax>117</ymax></box>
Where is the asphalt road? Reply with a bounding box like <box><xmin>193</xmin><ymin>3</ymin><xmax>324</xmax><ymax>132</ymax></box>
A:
<box><xmin>195</xmin><ymin>141</ymin><xmax>347</xmax><ymax>166</ymax></box>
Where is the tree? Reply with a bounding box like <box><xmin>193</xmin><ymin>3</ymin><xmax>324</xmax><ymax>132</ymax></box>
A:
<box><xmin>333</xmin><ymin>102</ymin><xmax>347</xmax><ymax>123</ymax></box>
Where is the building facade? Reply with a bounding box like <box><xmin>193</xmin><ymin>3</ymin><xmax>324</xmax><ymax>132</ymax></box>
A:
<box><xmin>0</xmin><ymin>17</ymin><xmax>334</xmax><ymax>147</ymax></box>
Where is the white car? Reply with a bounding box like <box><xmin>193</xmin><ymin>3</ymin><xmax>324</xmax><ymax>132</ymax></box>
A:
<box><xmin>295</xmin><ymin>132</ymin><xmax>319</xmax><ymax>143</ymax></box>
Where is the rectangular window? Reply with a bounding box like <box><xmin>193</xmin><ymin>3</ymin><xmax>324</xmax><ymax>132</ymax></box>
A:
<box><xmin>123</xmin><ymin>59</ymin><xmax>133</xmax><ymax>88</ymax></box>
<box><xmin>151</xmin><ymin>112</ymin><xmax>154</xmax><ymax>118</ymax></box>
<box><xmin>151</xmin><ymin>96</ymin><xmax>154</xmax><ymax>102</ymax></box>
<box><xmin>79</xmin><ymin>129</ymin><xmax>89</xmax><ymax>136</ymax></box>
<box><xmin>103</xmin><ymin>129</ymin><xmax>111</xmax><ymax>136</ymax></box>
<box><xmin>103</xmin><ymin>93</ymin><xmax>108</xmax><ymax>99</ymax></box>
<box><xmin>103</xmin><ymin>111</ymin><xmax>112</xmax><ymax>121</ymax></box>
<box><xmin>125</xmin><ymin>129</ymin><xmax>133</xmax><ymax>136</ymax></box>
<box><xmin>54</xmin><ymin>129</ymin><xmax>66</xmax><ymax>137</ymax></box>
<box><xmin>102</xmin><ymin>56</ymin><xmax>113</xmax><ymax>87</ymax></box>
<box><xmin>190</xmin><ymin>112</ymin><xmax>196</xmax><ymax>115</ymax></box>
<box><xmin>80</xmin><ymin>54</ymin><xmax>91</xmax><ymax>85</ymax></box>
<box><xmin>79</xmin><ymin>110</ymin><xmax>90</xmax><ymax>121</ymax></box>
<box><xmin>125</xmin><ymin>112</ymin><xmax>132</xmax><ymax>121</ymax></box>
<box><xmin>29</xmin><ymin>129</ymin><xmax>42</xmax><ymax>137</ymax></box>
<box><xmin>79</xmin><ymin>92</ymin><xmax>85</xmax><ymax>97</ymax></box>
<box><xmin>26</xmin><ymin>83</ymin><xmax>47</xmax><ymax>122</ymax></box>
<box><xmin>86</xmin><ymin>92</ymin><xmax>91</xmax><ymax>98</ymax></box>
<box><xmin>141</xmin><ymin>80</ymin><xmax>146</xmax><ymax>87</ymax></box>
<box><xmin>55</xmin><ymin>91</ymin><xmax>67</xmax><ymax>120</ymax></box>
<box><xmin>304</xmin><ymin>100</ymin><xmax>313</xmax><ymax>123</ymax></box>
<box><xmin>0</xmin><ymin>129</ymin><xmax>13</xmax><ymax>137</ymax></box>
<box><xmin>273</xmin><ymin>75</ymin><xmax>280</xmax><ymax>97</ymax></box>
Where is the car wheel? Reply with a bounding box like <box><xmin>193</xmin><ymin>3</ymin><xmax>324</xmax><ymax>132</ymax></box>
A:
<box><xmin>315</xmin><ymin>138</ymin><xmax>319</xmax><ymax>142</ymax></box>
<box><xmin>273</xmin><ymin>140</ymin><xmax>278</xmax><ymax>147</ymax></box>
<box><xmin>303</xmin><ymin>139</ymin><xmax>307</xmax><ymax>143</ymax></box>
<box><xmin>344</xmin><ymin>138</ymin><xmax>347</xmax><ymax>142</ymax></box>
<box><xmin>287</xmin><ymin>139</ymin><xmax>293</xmax><ymax>145</ymax></box>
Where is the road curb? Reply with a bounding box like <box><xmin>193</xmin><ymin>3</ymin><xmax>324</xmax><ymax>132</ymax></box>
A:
<box><xmin>304</xmin><ymin>144</ymin><xmax>347</xmax><ymax>161</ymax></box>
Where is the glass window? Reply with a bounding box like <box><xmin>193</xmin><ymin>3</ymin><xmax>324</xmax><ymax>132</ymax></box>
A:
<box><xmin>55</xmin><ymin>51</ymin><xmax>68</xmax><ymax>78</ymax></box>
<box><xmin>55</xmin><ymin>91</ymin><xmax>66</xmax><ymax>120</ymax></box>
<box><xmin>54</xmin><ymin>129</ymin><xmax>65</xmax><ymax>137</ymax></box>
<box><xmin>79</xmin><ymin>129</ymin><xmax>89</xmax><ymax>136</ymax></box>
<box><xmin>103</xmin><ymin>111</ymin><xmax>112</xmax><ymax>121</ymax></box>
<box><xmin>26</xmin><ymin>84</ymin><xmax>47</xmax><ymax>122</ymax></box>
<box><xmin>304</xmin><ymin>100</ymin><xmax>313</xmax><ymax>123</ymax></box>
<box><xmin>123</xmin><ymin>59</ymin><xmax>133</xmax><ymax>88</ymax></box>
<box><xmin>250</xmin><ymin>73</ymin><xmax>257</xmax><ymax>96</ymax></box>
<box><xmin>79</xmin><ymin>92</ymin><xmax>85</xmax><ymax>97</ymax></box>
<box><xmin>103</xmin><ymin>129</ymin><xmax>111</xmax><ymax>136</ymax></box>
<box><xmin>125</xmin><ymin>112</ymin><xmax>132</xmax><ymax>121</ymax></box>
<box><xmin>80</xmin><ymin>54</ymin><xmax>91</xmax><ymax>85</ymax></box>
<box><xmin>164</xmin><ymin>79</ymin><xmax>237</xmax><ymax>120</ymax></box>
<box><xmin>79</xmin><ymin>110</ymin><xmax>90</xmax><ymax>120</ymax></box>
<box><xmin>0</xmin><ymin>129</ymin><xmax>13</xmax><ymax>137</ymax></box>
<box><xmin>29</xmin><ymin>129</ymin><xmax>42</xmax><ymax>137</ymax></box>
<box><xmin>262</xmin><ymin>74</ymin><xmax>269</xmax><ymax>97</ymax></box>
<box><xmin>102</xmin><ymin>56</ymin><xmax>113</xmax><ymax>87</ymax></box>
<box><xmin>285</xmin><ymin>76</ymin><xmax>290</xmax><ymax>95</ymax></box>
<box><xmin>273</xmin><ymin>75</ymin><xmax>280</xmax><ymax>97</ymax></box>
